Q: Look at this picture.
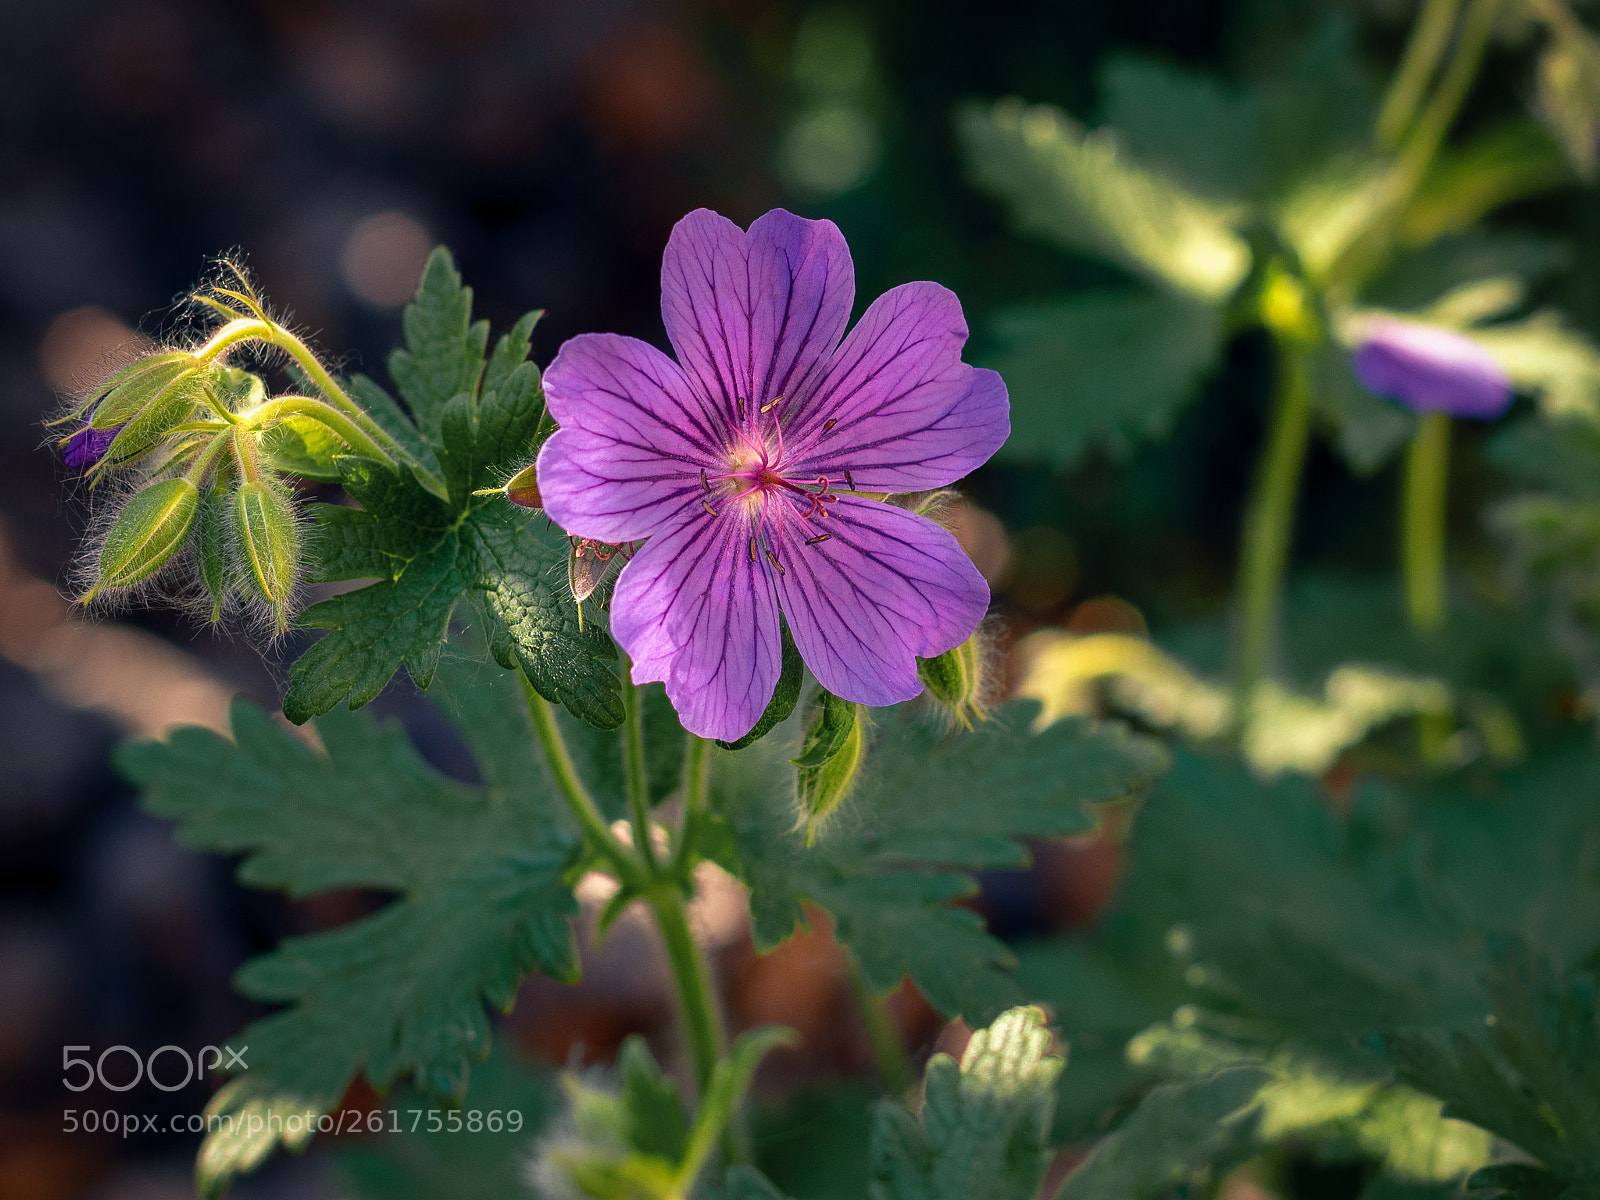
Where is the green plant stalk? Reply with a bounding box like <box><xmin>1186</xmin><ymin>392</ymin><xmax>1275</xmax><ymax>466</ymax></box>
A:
<box><xmin>194</xmin><ymin>318</ymin><xmax>435</xmax><ymax>486</ymax></box>
<box><xmin>845</xmin><ymin>953</ymin><xmax>911</xmax><ymax>1094</ymax></box>
<box><xmin>246</xmin><ymin>396</ymin><xmax>394</xmax><ymax>464</ymax></box>
<box><xmin>520</xmin><ymin>674</ymin><xmax>646</xmax><ymax>890</ymax></box>
<box><xmin>621</xmin><ymin>674</ymin><xmax>658</xmax><ymax>871</ymax></box>
<box><xmin>646</xmin><ymin>884</ymin><xmax>730</xmax><ymax>1107</ymax></box>
<box><xmin>1377</xmin><ymin>0</ymin><xmax>1463</xmax><ymax>149</ymax></box>
<box><xmin>1403</xmin><ymin>412</ymin><xmax>1452</xmax><ymax>631</ymax></box>
<box><xmin>1232</xmin><ymin>341</ymin><xmax>1315</xmax><ymax>727</ymax></box>
<box><xmin>1393</xmin><ymin>0</ymin><xmax>1503</xmax><ymax>200</ymax></box>
<box><xmin>673</xmin><ymin>735</ymin><xmax>711</xmax><ymax>875</ymax></box>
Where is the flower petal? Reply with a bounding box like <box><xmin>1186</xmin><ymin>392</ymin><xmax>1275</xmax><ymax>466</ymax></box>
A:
<box><xmin>1353</xmin><ymin>317</ymin><xmax>1513</xmax><ymax>419</ymax></box>
<box><xmin>784</xmin><ymin>282</ymin><xmax>1007</xmax><ymax>491</ymax></box>
<box><xmin>538</xmin><ymin>333</ymin><xmax>724</xmax><ymax>543</ymax></box>
<box><xmin>661</xmin><ymin>208</ymin><xmax>854</xmax><ymax>414</ymax></box>
<box><xmin>771</xmin><ymin>495</ymin><xmax>989</xmax><ymax>707</ymax></box>
<box><xmin>611</xmin><ymin>506</ymin><xmax>784</xmax><ymax>741</ymax></box>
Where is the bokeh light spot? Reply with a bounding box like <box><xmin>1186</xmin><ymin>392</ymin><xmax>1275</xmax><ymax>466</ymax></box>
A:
<box><xmin>340</xmin><ymin>212</ymin><xmax>433</xmax><ymax>308</ymax></box>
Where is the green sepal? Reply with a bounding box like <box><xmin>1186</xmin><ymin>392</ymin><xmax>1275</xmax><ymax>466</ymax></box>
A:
<box><xmin>89</xmin><ymin>477</ymin><xmax>200</xmax><ymax>596</ymax></box>
<box><xmin>196</xmin><ymin>476</ymin><xmax>234</xmax><ymax>623</ymax></box>
<box><xmin>918</xmin><ymin>635</ymin><xmax>988</xmax><ymax>729</ymax></box>
<box><xmin>99</xmin><ymin>379</ymin><xmax>207</xmax><ymax>470</ymax></box>
<box><xmin>792</xmin><ymin>690</ymin><xmax>866</xmax><ymax>842</ymax></box>
<box><xmin>233</xmin><ymin>480</ymin><xmax>301</xmax><ymax>631</ymax></box>
<box><xmin>259</xmin><ymin>414</ymin><xmax>350</xmax><ymax>482</ymax></box>
<box><xmin>719</xmin><ymin>625</ymin><xmax>804</xmax><ymax>750</ymax></box>
<box><xmin>85</xmin><ymin>352</ymin><xmax>200</xmax><ymax>427</ymax></box>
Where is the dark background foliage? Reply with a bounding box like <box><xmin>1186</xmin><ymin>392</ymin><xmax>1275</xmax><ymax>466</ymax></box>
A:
<box><xmin>1</xmin><ymin>1</ymin><xmax>1593</xmax><ymax>1197</ymax></box>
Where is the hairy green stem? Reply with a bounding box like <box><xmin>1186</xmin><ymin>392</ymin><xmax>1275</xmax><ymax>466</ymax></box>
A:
<box><xmin>245</xmin><ymin>396</ymin><xmax>394</xmax><ymax>464</ymax></box>
<box><xmin>845</xmin><ymin>954</ymin><xmax>911</xmax><ymax>1094</ymax></box>
<box><xmin>1403</xmin><ymin>412</ymin><xmax>1452</xmax><ymax>631</ymax></box>
<box><xmin>194</xmin><ymin>317</ymin><xmax>438</xmax><ymax>489</ymax></box>
<box><xmin>647</xmin><ymin>885</ymin><xmax>730</xmax><ymax>1103</ymax></box>
<box><xmin>521</xmin><ymin>674</ymin><xmax>646</xmax><ymax>889</ymax></box>
<box><xmin>621</xmin><ymin>674</ymin><xmax>658</xmax><ymax>871</ymax></box>
<box><xmin>1232</xmin><ymin>341</ymin><xmax>1315</xmax><ymax>727</ymax></box>
<box><xmin>1377</xmin><ymin>0</ymin><xmax>1462</xmax><ymax>149</ymax></box>
<box><xmin>673</xmin><ymin>735</ymin><xmax>711</xmax><ymax>874</ymax></box>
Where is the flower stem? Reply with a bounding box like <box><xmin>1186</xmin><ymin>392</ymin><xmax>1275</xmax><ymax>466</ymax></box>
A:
<box><xmin>245</xmin><ymin>396</ymin><xmax>394</xmax><ymax>464</ymax></box>
<box><xmin>646</xmin><ymin>883</ymin><xmax>730</xmax><ymax>1106</ymax></box>
<box><xmin>1376</xmin><ymin>0</ymin><xmax>1462</xmax><ymax>149</ymax></box>
<box><xmin>1392</xmin><ymin>0</ymin><xmax>1503</xmax><ymax>200</ymax></box>
<box><xmin>673</xmin><ymin>735</ymin><xmax>711</xmax><ymax>875</ymax></box>
<box><xmin>1232</xmin><ymin>340</ymin><xmax>1315</xmax><ymax>727</ymax></box>
<box><xmin>520</xmin><ymin>673</ymin><xmax>646</xmax><ymax>890</ymax></box>
<box><xmin>845</xmin><ymin>954</ymin><xmax>911</xmax><ymax>1094</ymax></box>
<box><xmin>622</xmin><ymin>674</ymin><xmax>658</xmax><ymax>872</ymax></box>
<box><xmin>1402</xmin><ymin>412</ymin><xmax>1452</xmax><ymax>631</ymax></box>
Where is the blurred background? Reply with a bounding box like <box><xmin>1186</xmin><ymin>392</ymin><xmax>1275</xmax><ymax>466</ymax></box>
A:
<box><xmin>1</xmin><ymin>0</ymin><xmax>1594</xmax><ymax>1197</ymax></box>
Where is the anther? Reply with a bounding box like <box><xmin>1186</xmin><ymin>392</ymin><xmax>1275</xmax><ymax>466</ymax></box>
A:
<box><xmin>806</xmin><ymin>534</ymin><xmax>831</xmax><ymax>545</ymax></box>
<box><xmin>749</xmin><ymin>537</ymin><xmax>758</xmax><ymax>562</ymax></box>
<box><xmin>702</xmin><ymin>499</ymin><xmax>720</xmax><ymax>517</ymax></box>
<box><xmin>844</xmin><ymin>470</ymin><xmax>856</xmax><ymax>491</ymax></box>
<box><xmin>701</xmin><ymin>468</ymin><xmax>711</xmax><ymax>493</ymax></box>
<box><xmin>823</xmin><ymin>418</ymin><xmax>838</xmax><ymax>432</ymax></box>
<box><xmin>737</xmin><ymin>398</ymin><xmax>746</xmax><ymax>419</ymax></box>
<box><xmin>760</xmin><ymin>395</ymin><xmax>783</xmax><ymax>413</ymax></box>
<box><xmin>765</xmin><ymin>549</ymin><xmax>786</xmax><ymax>575</ymax></box>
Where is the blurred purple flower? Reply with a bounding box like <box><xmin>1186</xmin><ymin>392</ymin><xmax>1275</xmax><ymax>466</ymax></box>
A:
<box><xmin>536</xmin><ymin>208</ymin><xmax>1009</xmax><ymax>741</ymax></box>
<box><xmin>61</xmin><ymin>422</ymin><xmax>119</xmax><ymax>469</ymax></box>
<box><xmin>1353</xmin><ymin>316</ymin><xmax>1513</xmax><ymax>419</ymax></box>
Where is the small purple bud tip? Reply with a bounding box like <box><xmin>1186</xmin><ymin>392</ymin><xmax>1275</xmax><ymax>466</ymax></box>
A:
<box><xmin>1352</xmin><ymin>317</ymin><xmax>1513</xmax><ymax>420</ymax></box>
<box><xmin>62</xmin><ymin>423</ymin><xmax>120</xmax><ymax>469</ymax></box>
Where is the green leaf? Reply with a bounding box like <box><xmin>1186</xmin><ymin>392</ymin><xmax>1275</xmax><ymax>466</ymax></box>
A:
<box><xmin>1098</xmin><ymin>56</ymin><xmax>1261</xmax><ymax>200</ymax></box>
<box><xmin>348</xmin><ymin>371</ymin><xmax>440</xmax><ymax>475</ymax></box>
<box><xmin>388</xmin><ymin>248</ymin><xmax>489</xmax><ymax>444</ymax></box>
<box><xmin>984</xmin><ymin>289</ymin><xmax>1224</xmax><ymax>466</ymax></box>
<box><xmin>1470</xmin><ymin>311</ymin><xmax>1600</xmax><ymax>423</ymax></box>
<box><xmin>712</xmin><ymin>702</ymin><xmax>1167</xmax><ymax>1022</ymax></box>
<box><xmin>1057</xmin><ymin>1068</ymin><xmax>1267</xmax><ymax>1200</ymax></box>
<box><xmin>117</xmin><ymin>654</ymin><xmax>582</xmax><ymax>1196</ymax></box>
<box><xmin>1403</xmin><ymin>120</ymin><xmax>1572</xmax><ymax>245</ymax></box>
<box><xmin>1313</xmin><ymin>341</ymin><xmax>1416</xmax><ymax>475</ymax></box>
<box><xmin>956</xmin><ymin>99</ymin><xmax>1250</xmax><ymax>301</ymax></box>
<box><xmin>723</xmin><ymin>1165</ymin><xmax>795</xmax><ymax>1200</ymax></box>
<box><xmin>258</xmin><ymin>413</ymin><xmax>351</xmax><ymax>482</ymax></box>
<box><xmin>285</xmin><ymin>346</ymin><xmax>622</xmax><ymax>730</ymax></box>
<box><xmin>617</xmin><ymin>1037</ymin><xmax>690</xmax><ymax>1163</ymax></box>
<box><xmin>869</xmin><ymin>1007</ymin><xmax>1063</xmax><ymax>1200</ymax></box>
<box><xmin>1381</xmin><ymin>940</ymin><xmax>1600</xmax><ymax>1189</ymax></box>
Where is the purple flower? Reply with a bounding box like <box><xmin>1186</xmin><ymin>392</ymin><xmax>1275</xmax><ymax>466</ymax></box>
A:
<box><xmin>1352</xmin><ymin>317</ymin><xmax>1513</xmax><ymax>420</ymax></box>
<box><xmin>62</xmin><ymin>422</ymin><xmax>120</xmax><ymax>469</ymax></box>
<box><xmin>536</xmin><ymin>208</ymin><xmax>1009</xmax><ymax>741</ymax></box>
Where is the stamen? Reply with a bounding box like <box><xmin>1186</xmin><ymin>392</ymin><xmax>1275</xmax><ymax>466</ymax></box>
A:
<box><xmin>806</xmin><ymin>534</ymin><xmax>831</xmax><ymax>545</ymax></box>
<box><xmin>748</xmin><ymin>536</ymin><xmax>758</xmax><ymax>562</ymax></box>
<box><xmin>760</xmin><ymin>395</ymin><xmax>784</xmax><ymax>413</ymax></box>
<box><xmin>701</xmin><ymin>468</ymin><xmax>711</xmax><ymax>493</ymax></box>
<box><xmin>765</xmin><ymin>549</ymin><xmax>786</xmax><ymax>575</ymax></box>
<box><xmin>823</xmin><ymin>418</ymin><xmax>838</xmax><ymax>432</ymax></box>
<box><xmin>845</xmin><ymin>470</ymin><xmax>856</xmax><ymax>491</ymax></box>
<box><xmin>701</xmin><ymin>499</ymin><xmax>720</xmax><ymax>517</ymax></box>
<box><xmin>737</xmin><ymin>397</ymin><xmax>746</xmax><ymax>419</ymax></box>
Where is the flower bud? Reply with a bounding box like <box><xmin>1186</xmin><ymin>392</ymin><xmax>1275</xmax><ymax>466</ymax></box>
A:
<box><xmin>61</xmin><ymin>422</ymin><xmax>121</xmax><ymax>470</ymax></box>
<box><xmin>1352</xmin><ymin>317</ymin><xmax>1513</xmax><ymax>420</ymax></box>
<box><xmin>79</xmin><ymin>352</ymin><xmax>200</xmax><ymax>427</ymax></box>
<box><xmin>791</xmin><ymin>691</ymin><xmax>866</xmax><ymax>844</ymax></box>
<box><xmin>196</xmin><ymin>478</ymin><xmax>235</xmax><ymax>623</ymax></box>
<box><xmin>918</xmin><ymin>633</ymin><xmax>990</xmax><ymax>729</ymax></box>
<box><xmin>84</xmin><ymin>477</ymin><xmax>200</xmax><ymax>599</ymax></box>
<box><xmin>232</xmin><ymin>480</ymin><xmax>300</xmax><ymax>633</ymax></box>
<box><xmin>503</xmin><ymin>462</ymin><xmax>543</xmax><ymax>509</ymax></box>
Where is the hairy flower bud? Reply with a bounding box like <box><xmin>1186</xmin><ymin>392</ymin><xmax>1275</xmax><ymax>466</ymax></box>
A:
<box><xmin>61</xmin><ymin>422</ymin><xmax>120</xmax><ymax>470</ymax></box>
<box><xmin>84</xmin><ymin>477</ymin><xmax>200</xmax><ymax>599</ymax></box>
<box><xmin>195</xmin><ymin>478</ymin><xmax>235</xmax><ymax>623</ymax></box>
<box><xmin>504</xmin><ymin>462</ymin><xmax>543</xmax><ymax>509</ymax></box>
<box><xmin>792</xmin><ymin>691</ymin><xmax>866</xmax><ymax>844</ymax></box>
<box><xmin>918</xmin><ymin>633</ymin><xmax>990</xmax><ymax>729</ymax></box>
<box><xmin>233</xmin><ymin>480</ymin><xmax>300</xmax><ymax>633</ymax></box>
